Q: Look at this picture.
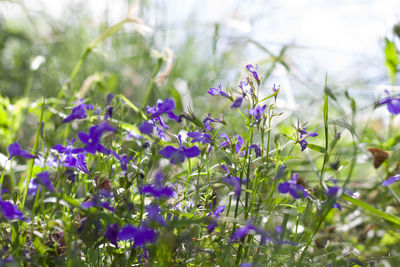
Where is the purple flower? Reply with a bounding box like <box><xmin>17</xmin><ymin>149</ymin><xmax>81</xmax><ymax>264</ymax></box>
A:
<box><xmin>78</xmin><ymin>122</ymin><xmax>116</xmax><ymax>154</ymax></box>
<box><xmin>104</xmin><ymin>106</ymin><xmax>114</xmax><ymax>120</ymax></box>
<box><xmin>140</xmin><ymin>172</ymin><xmax>175</xmax><ymax>199</ymax></box>
<box><xmin>36</xmin><ymin>171</ymin><xmax>56</xmax><ymax>192</ymax></box>
<box><xmin>208</xmin><ymin>83</ymin><xmax>230</xmax><ymax>98</ymax></box>
<box><xmin>231</xmin><ymin>95</ymin><xmax>244</xmax><ymax>109</ymax></box>
<box><xmin>248</xmin><ymin>144</ymin><xmax>261</xmax><ymax>157</ymax></box>
<box><xmin>278</xmin><ymin>173</ymin><xmax>308</xmax><ymax>199</ymax></box>
<box><xmin>187</xmin><ymin>131</ymin><xmax>211</xmax><ymax>144</ymax></box>
<box><xmin>146</xmin><ymin>204</ymin><xmax>167</xmax><ymax>226</ymax></box>
<box><xmin>0</xmin><ymin>200</ymin><xmax>27</xmax><ymax>221</ymax></box>
<box><xmin>239</xmin><ymin>81</ymin><xmax>253</xmax><ymax>94</ymax></box>
<box><xmin>82</xmin><ymin>200</ymin><xmax>115</xmax><ymax>212</ymax></box>
<box><xmin>382</xmin><ymin>174</ymin><xmax>400</xmax><ymax>186</ymax></box>
<box><xmin>207</xmin><ymin>204</ymin><xmax>225</xmax><ymax>233</ymax></box>
<box><xmin>104</xmin><ymin>223</ymin><xmax>119</xmax><ymax>247</ymax></box>
<box><xmin>159</xmin><ymin>135</ymin><xmax>200</xmax><ymax>164</ymax></box>
<box><xmin>8</xmin><ymin>142</ymin><xmax>36</xmax><ymax>160</ymax></box>
<box><xmin>112</xmin><ymin>151</ymin><xmax>133</xmax><ymax>172</ymax></box>
<box><xmin>219</xmin><ymin>134</ymin><xmax>244</xmax><ymax>154</ymax></box>
<box><xmin>63</xmin><ymin>99</ymin><xmax>93</xmax><ymax>123</ymax></box>
<box><xmin>146</xmin><ymin>98</ymin><xmax>179</xmax><ymax>121</ymax></box>
<box><xmin>240</xmin><ymin>264</ymin><xmax>253</xmax><ymax>267</ymax></box>
<box><xmin>299</xmin><ymin>127</ymin><xmax>318</xmax><ymax>151</ymax></box>
<box><xmin>53</xmin><ymin>140</ymin><xmax>90</xmax><ymax>174</ymax></box>
<box><xmin>246</xmin><ymin>64</ymin><xmax>260</xmax><ymax>83</ymax></box>
<box><xmin>28</xmin><ymin>178</ymin><xmax>39</xmax><ymax>196</ymax></box>
<box><xmin>106</xmin><ymin>93</ymin><xmax>114</xmax><ymax>105</ymax></box>
<box><xmin>272</xmin><ymin>83</ymin><xmax>280</xmax><ymax>94</ymax></box>
<box><xmin>248</xmin><ymin>105</ymin><xmax>267</xmax><ymax>121</ymax></box>
<box><xmin>231</xmin><ymin>223</ymin><xmax>266</xmax><ymax>242</ymax></box>
<box><xmin>221</xmin><ymin>166</ymin><xmax>246</xmax><ymax>198</ymax></box>
<box><xmin>118</xmin><ymin>225</ymin><xmax>157</xmax><ymax>247</ymax></box>
<box><xmin>203</xmin><ymin>113</ymin><xmax>223</xmax><ymax>131</ymax></box>
<box><xmin>138</xmin><ymin>121</ymin><xmax>154</xmax><ymax>135</ymax></box>
<box><xmin>377</xmin><ymin>90</ymin><xmax>400</xmax><ymax>115</ymax></box>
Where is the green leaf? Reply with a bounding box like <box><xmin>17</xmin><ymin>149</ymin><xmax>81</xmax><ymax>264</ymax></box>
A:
<box><xmin>307</xmin><ymin>144</ymin><xmax>327</xmax><ymax>154</ymax></box>
<box><xmin>33</xmin><ymin>237</ymin><xmax>47</xmax><ymax>255</ymax></box>
<box><xmin>342</xmin><ymin>194</ymin><xmax>400</xmax><ymax>226</ymax></box>
<box><xmin>384</xmin><ymin>38</ymin><xmax>399</xmax><ymax>84</ymax></box>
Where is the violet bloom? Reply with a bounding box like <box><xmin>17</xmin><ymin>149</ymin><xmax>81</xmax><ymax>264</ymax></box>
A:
<box><xmin>326</xmin><ymin>186</ymin><xmax>343</xmax><ymax>211</ymax></box>
<box><xmin>187</xmin><ymin>131</ymin><xmax>211</xmax><ymax>144</ymax></box>
<box><xmin>203</xmin><ymin>113</ymin><xmax>223</xmax><ymax>131</ymax></box>
<box><xmin>81</xmin><ymin>199</ymin><xmax>115</xmax><ymax>212</ymax></box>
<box><xmin>118</xmin><ymin>224</ymin><xmax>157</xmax><ymax>248</ymax></box>
<box><xmin>239</xmin><ymin>81</ymin><xmax>253</xmax><ymax>94</ymax></box>
<box><xmin>220</xmin><ymin>134</ymin><xmax>243</xmax><ymax>154</ymax></box>
<box><xmin>146</xmin><ymin>98</ymin><xmax>179</xmax><ymax>121</ymax></box>
<box><xmin>246</xmin><ymin>64</ymin><xmax>260</xmax><ymax>83</ymax></box>
<box><xmin>106</xmin><ymin>93</ymin><xmax>114</xmax><ymax>105</ymax></box>
<box><xmin>248</xmin><ymin>105</ymin><xmax>267</xmax><ymax>121</ymax></box>
<box><xmin>207</xmin><ymin>204</ymin><xmax>225</xmax><ymax>233</ymax></box>
<box><xmin>208</xmin><ymin>83</ymin><xmax>230</xmax><ymax>98</ymax></box>
<box><xmin>231</xmin><ymin>95</ymin><xmax>244</xmax><ymax>109</ymax></box>
<box><xmin>8</xmin><ymin>142</ymin><xmax>36</xmax><ymax>160</ymax></box>
<box><xmin>221</xmin><ymin>165</ymin><xmax>246</xmax><ymax>198</ymax></box>
<box><xmin>63</xmin><ymin>98</ymin><xmax>93</xmax><ymax>123</ymax></box>
<box><xmin>377</xmin><ymin>90</ymin><xmax>400</xmax><ymax>115</ymax></box>
<box><xmin>138</xmin><ymin>121</ymin><xmax>154</xmax><ymax>135</ymax></box>
<box><xmin>35</xmin><ymin>171</ymin><xmax>56</xmax><ymax>192</ymax></box>
<box><xmin>52</xmin><ymin>140</ymin><xmax>90</xmax><ymax>174</ymax></box>
<box><xmin>112</xmin><ymin>151</ymin><xmax>133</xmax><ymax>172</ymax></box>
<box><xmin>140</xmin><ymin>172</ymin><xmax>174</xmax><ymax>199</ymax></box>
<box><xmin>146</xmin><ymin>204</ymin><xmax>167</xmax><ymax>226</ymax></box>
<box><xmin>104</xmin><ymin>223</ymin><xmax>119</xmax><ymax>248</ymax></box>
<box><xmin>104</xmin><ymin>106</ymin><xmax>114</xmax><ymax>120</ymax></box>
<box><xmin>78</xmin><ymin>122</ymin><xmax>116</xmax><ymax>154</ymax></box>
<box><xmin>278</xmin><ymin>173</ymin><xmax>308</xmax><ymax>199</ymax></box>
<box><xmin>159</xmin><ymin>135</ymin><xmax>200</xmax><ymax>164</ymax></box>
<box><xmin>299</xmin><ymin>127</ymin><xmax>318</xmax><ymax>151</ymax></box>
<box><xmin>382</xmin><ymin>174</ymin><xmax>400</xmax><ymax>186</ymax></box>
<box><xmin>231</xmin><ymin>223</ymin><xmax>268</xmax><ymax>243</ymax></box>
<box><xmin>0</xmin><ymin>199</ymin><xmax>27</xmax><ymax>221</ymax></box>
<box><xmin>248</xmin><ymin>144</ymin><xmax>261</xmax><ymax>157</ymax></box>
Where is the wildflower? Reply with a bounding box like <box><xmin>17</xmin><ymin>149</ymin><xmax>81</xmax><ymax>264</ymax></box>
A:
<box><xmin>208</xmin><ymin>83</ymin><xmax>230</xmax><ymax>98</ymax></box>
<box><xmin>207</xmin><ymin>203</ymin><xmax>225</xmax><ymax>233</ymax></box>
<box><xmin>140</xmin><ymin>172</ymin><xmax>174</xmax><ymax>199</ymax></box>
<box><xmin>104</xmin><ymin>223</ymin><xmax>119</xmax><ymax>247</ymax></box>
<box><xmin>221</xmin><ymin>165</ymin><xmax>246</xmax><ymax>198</ymax></box>
<box><xmin>118</xmin><ymin>224</ymin><xmax>157</xmax><ymax>247</ymax></box>
<box><xmin>203</xmin><ymin>113</ymin><xmax>223</xmax><ymax>131</ymax></box>
<box><xmin>104</xmin><ymin>106</ymin><xmax>114</xmax><ymax>120</ymax></box>
<box><xmin>220</xmin><ymin>134</ymin><xmax>243</xmax><ymax>154</ymax></box>
<box><xmin>231</xmin><ymin>95</ymin><xmax>244</xmax><ymax>109</ymax></box>
<box><xmin>78</xmin><ymin>122</ymin><xmax>116</xmax><ymax>154</ymax></box>
<box><xmin>377</xmin><ymin>90</ymin><xmax>400</xmax><ymax>115</ymax></box>
<box><xmin>278</xmin><ymin>173</ymin><xmax>308</xmax><ymax>199</ymax></box>
<box><xmin>146</xmin><ymin>204</ymin><xmax>167</xmax><ymax>226</ymax></box>
<box><xmin>0</xmin><ymin>199</ymin><xmax>27</xmax><ymax>221</ymax></box>
<box><xmin>112</xmin><ymin>151</ymin><xmax>133</xmax><ymax>172</ymax></box>
<box><xmin>138</xmin><ymin>121</ymin><xmax>154</xmax><ymax>135</ymax></box>
<box><xmin>299</xmin><ymin>127</ymin><xmax>318</xmax><ymax>151</ymax></box>
<box><xmin>230</xmin><ymin>223</ymin><xmax>265</xmax><ymax>242</ymax></box>
<box><xmin>239</xmin><ymin>80</ymin><xmax>253</xmax><ymax>94</ymax></box>
<box><xmin>35</xmin><ymin>171</ymin><xmax>56</xmax><ymax>192</ymax></box>
<box><xmin>246</xmin><ymin>64</ymin><xmax>260</xmax><ymax>83</ymax></box>
<box><xmin>187</xmin><ymin>130</ymin><xmax>211</xmax><ymax>144</ymax></box>
<box><xmin>81</xmin><ymin>200</ymin><xmax>115</xmax><ymax>212</ymax></box>
<box><xmin>106</xmin><ymin>93</ymin><xmax>114</xmax><ymax>105</ymax></box>
<box><xmin>62</xmin><ymin>98</ymin><xmax>93</xmax><ymax>123</ymax></box>
<box><xmin>146</xmin><ymin>98</ymin><xmax>179</xmax><ymax>121</ymax></box>
<box><xmin>159</xmin><ymin>135</ymin><xmax>200</xmax><ymax>164</ymax></box>
<box><xmin>8</xmin><ymin>142</ymin><xmax>36</xmax><ymax>160</ymax></box>
<box><xmin>382</xmin><ymin>174</ymin><xmax>400</xmax><ymax>186</ymax></box>
<box><xmin>248</xmin><ymin>144</ymin><xmax>261</xmax><ymax>157</ymax></box>
<box><xmin>248</xmin><ymin>105</ymin><xmax>267</xmax><ymax>121</ymax></box>
<box><xmin>52</xmin><ymin>139</ymin><xmax>90</xmax><ymax>174</ymax></box>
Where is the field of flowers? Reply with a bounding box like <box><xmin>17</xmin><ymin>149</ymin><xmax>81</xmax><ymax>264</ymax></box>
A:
<box><xmin>1</xmin><ymin>2</ymin><xmax>400</xmax><ymax>266</ymax></box>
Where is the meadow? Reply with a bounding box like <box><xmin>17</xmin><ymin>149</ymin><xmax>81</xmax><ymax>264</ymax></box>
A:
<box><xmin>1</xmin><ymin>2</ymin><xmax>400</xmax><ymax>266</ymax></box>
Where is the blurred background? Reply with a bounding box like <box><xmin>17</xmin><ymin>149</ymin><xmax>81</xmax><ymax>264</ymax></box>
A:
<box><xmin>1</xmin><ymin>0</ymin><xmax>400</xmax><ymax>150</ymax></box>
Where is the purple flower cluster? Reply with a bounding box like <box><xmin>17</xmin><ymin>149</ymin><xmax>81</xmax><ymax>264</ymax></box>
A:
<box><xmin>299</xmin><ymin>127</ymin><xmax>318</xmax><ymax>151</ymax></box>
<box><xmin>278</xmin><ymin>173</ymin><xmax>308</xmax><ymax>199</ymax></box>
<box><xmin>78</xmin><ymin>122</ymin><xmax>116</xmax><ymax>154</ymax></box>
<box><xmin>104</xmin><ymin>224</ymin><xmax>157</xmax><ymax>248</ymax></box>
<box><xmin>63</xmin><ymin>98</ymin><xmax>93</xmax><ymax>123</ymax></box>
<box><xmin>248</xmin><ymin>105</ymin><xmax>267</xmax><ymax>121</ymax></box>
<box><xmin>140</xmin><ymin>172</ymin><xmax>175</xmax><ymax>199</ymax></box>
<box><xmin>52</xmin><ymin>139</ymin><xmax>90</xmax><ymax>174</ymax></box>
<box><xmin>219</xmin><ymin>134</ymin><xmax>244</xmax><ymax>154</ymax></box>
<box><xmin>159</xmin><ymin>135</ymin><xmax>200</xmax><ymax>164</ymax></box>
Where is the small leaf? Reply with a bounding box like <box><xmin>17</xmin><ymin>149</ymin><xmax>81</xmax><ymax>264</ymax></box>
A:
<box><xmin>384</xmin><ymin>38</ymin><xmax>399</xmax><ymax>84</ymax></box>
<box><xmin>307</xmin><ymin>144</ymin><xmax>327</xmax><ymax>154</ymax></box>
